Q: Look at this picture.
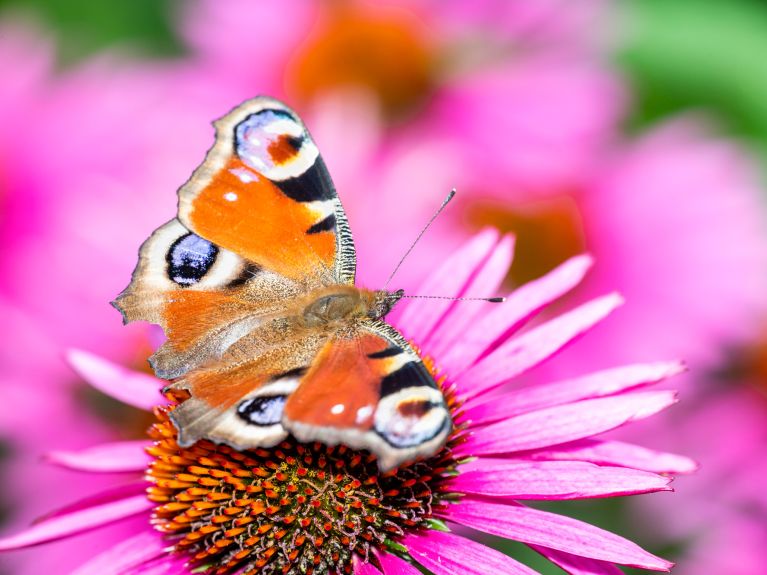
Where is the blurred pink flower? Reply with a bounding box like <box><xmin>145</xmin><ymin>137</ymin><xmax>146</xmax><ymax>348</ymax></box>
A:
<box><xmin>542</xmin><ymin>120</ymin><xmax>767</xmax><ymax>373</ymax></box>
<box><xmin>631</xmin><ymin>384</ymin><xmax>767</xmax><ymax>575</ymax></box>
<box><xmin>402</xmin><ymin>113</ymin><xmax>767</xmax><ymax>376</ymax></box>
<box><xmin>417</xmin><ymin>0</ymin><xmax>610</xmax><ymax>50</ymax></box>
<box><xmin>425</xmin><ymin>57</ymin><xmax>624</xmax><ymax>196</ymax></box>
<box><xmin>0</xmin><ymin>18</ymin><xmax>223</xmax><ymax>575</ymax></box>
<box><xmin>173</xmin><ymin>0</ymin><xmax>620</xmax><ymax>177</ymax></box>
<box><xmin>0</xmin><ymin>234</ymin><xmax>693</xmax><ymax>574</ymax></box>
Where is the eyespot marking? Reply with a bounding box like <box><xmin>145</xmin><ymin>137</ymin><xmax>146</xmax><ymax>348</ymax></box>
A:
<box><xmin>268</xmin><ymin>134</ymin><xmax>305</xmax><ymax>165</ymax></box>
<box><xmin>235</xmin><ymin>109</ymin><xmax>306</xmax><ymax>176</ymax></box>
<box><xmin>397</xmin><ymin>399</ymin><xmax>435</xmax><ymax>418</ymax></box>
<box><xmin>374</xmin><ymin>386</ymin><xmax>451</xmax><ymax>449</ymax></box>
<box><xmin>166</xmin><ymin>233</ymin><xmax>218</xmax><ymax>286</ymax></box>
<box><xmin>237</xmin><ymin>396</ymin><xmax>288</xmax><ymax>426</ymax></box>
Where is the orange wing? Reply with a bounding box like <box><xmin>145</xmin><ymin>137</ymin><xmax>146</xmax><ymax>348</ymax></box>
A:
<box><xmin>177</xmin><ymin>96</ymin><xmax>356</xmax><ymax>286</ymax></box>
<box><xmin>282</xmin><ymin>322</ymin><xmax>452</xmax><ymax>471</ymax></box>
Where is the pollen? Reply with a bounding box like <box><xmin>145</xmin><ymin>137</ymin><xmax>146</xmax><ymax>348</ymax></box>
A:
<box><xmin>145</xmin><ymin>380</ymin><xmax>464</xmax><ymax>575</ymax></box>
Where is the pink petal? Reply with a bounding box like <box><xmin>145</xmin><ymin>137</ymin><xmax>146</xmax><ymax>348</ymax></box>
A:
<box><xmin>66</xmin><ymin>348</ymin><xmax>165</xmax><ymax>410</ymax></box>
<box><xmin>47</xmin><ymin>440</ymin><xmax>151</xmax><ymax>473</ymax></box>
<box><xmin>404</xmin><ymin>530</ymin><xmax>539</xmax><ymax>575</ymax></box>
<box><xmin>427</xmin><ymin>234</ymin><xmax>514</xmax><ymax>359</ymax></box>
<box><xmin>449</xmin><ymin>254</ymin><xmax>593</xmax><ymax>373</ymax></box>
<box><xmin>463</xmin><ymin>361</ymin><xmax>684</xmax><ymax>426</ymax></box>
<box><xmin>127</xmin><ymin>556</ymin><xmax>190</xmax><ymax>575</ymax></box>
<box><xmin>34</xmin><ymin>482</ymin><xmax>148</xmax><ymax>524</ymax></box>
<box><xmin>397</xmin><ymin>228</ymin><xmax>499</xmax><ymax>344</ymax></box>
<box><xmin>126</xmin><ymin>555</ymin><xmax>190</xmax><ymax>575</ymax></box>
<box><xmin>458</xmin><ymin>391</ymin><xmax>678</xmax><ymax>456</ymax></box>
<box><xmin>376</xmin><ymin>551</ymin><xmax>423</xmax><ymax>575</ymax></box>
<box><xmin>527</xmin><ymin>439</ymin><xmax>698</xmax><ymax>474</ymax></box>
<box><xmin>444</xmin><ymin>498</ymin><xmax>672</xmax><ymax>570</ymax></box>
<box><xmin>354</xmin><ymin>555</ymin><xmax>383</xmax><ymax>575</ymax></box>
<box><xmin>450</xmin><ymin>460</ymin><xmax>671</xmax><ymax>499</ymax></box>
<box><xmin>460</xmin><ymin>294</ymin><xmax>623</xmax><ymax>400</ymax></box>
<box><xmin>0</xmin><ymin>494</ymin><xmax>152</xmax><ymax>550</ymax></box>
<box><xmin>71</xmin><ymin>530</ymin><xmax>168</xmax><ymax>575</ymax></box>
<box><xmin>531</xmin><ymin>546</ymin><xmax>625</xmax><ymax>575</ymax></box>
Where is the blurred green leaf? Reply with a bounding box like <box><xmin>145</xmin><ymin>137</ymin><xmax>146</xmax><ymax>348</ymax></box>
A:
<box><xmin>619</xmin><ymin>0</ymin><xmax>767</xmax><ymax>151</ymax></box>
<box><xmin>0</xmin><ymin>0</ymin><xmax>184</xmax><ymax>64</ymax></box>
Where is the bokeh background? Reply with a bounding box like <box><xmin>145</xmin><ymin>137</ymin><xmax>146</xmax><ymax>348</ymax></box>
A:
<box><xmin>1</xmin><ymin>0</ymin><xmax>766</xmax><ymax>573</ymax></box>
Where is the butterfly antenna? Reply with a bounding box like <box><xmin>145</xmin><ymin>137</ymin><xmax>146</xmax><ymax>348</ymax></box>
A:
<box><xmin>402</xmin><ymin>295</ymin><xmax>506</xmax><ymax>303</ymax></box>
<box><xmin>383</xmin><ymin>189</ymin><xmax>456</xmax><ymax>289</ymax></box>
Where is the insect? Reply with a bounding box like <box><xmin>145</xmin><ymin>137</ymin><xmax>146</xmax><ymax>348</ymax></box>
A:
<box><xmin>113</xmin><ymin>97</ymin><xmax>454</xmax><ymax>471</ymax></box>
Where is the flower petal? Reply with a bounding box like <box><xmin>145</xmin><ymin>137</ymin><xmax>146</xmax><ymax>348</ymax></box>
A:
<box><xmin>354</xmin><ymin>556</ymin><xmax>383</xmax><ymax>575</ymax></box>
<box><xmin>397</xmin><ymin>228</ymin><xmax>499</xmax><ymax>344</ymax></box>
<box><xmin>376</xmin><ymin>551</ymin><xmax>423</xmax><ymax>575</ymax></box>
<box><xmin>531</xmin><ymin>546</ymin><xmax>625</xmax><ymax>575</ymax></box>
<box><xmin>460</xmin><ymin>293</ymin><xmax>623</xmax><ymax>400</ymax></box>
<box><xmin>427</xmin><ymin>234</ymin><xmax>514</xmax><ymax>359</ymax></box>
<box><xmin>458</xmin><ymin>391</ymin><xmax>678</xmax><ymax>456</ymax></box>
<box><xmin>450</xmin><ymin>460</ymin><xmax>671</xmax><ymax>499</ymax></box>
<box><xmin>66</xmin><ymin>348</ymin><xmax>165</xmax><ymax>410</ymax></box>
<box><xmin>462</xmin><ymin>361</ymin><xmax>684</xmax><ymax>426</ymax></box>
<box><xmin>0</xmin><ymin>493</ymin><xmax>152</xmax><ymax>550</ymax></box>
<box><xmin>47</xmin><ymin>440</ymin><xmax>151</xmax><ymax>473</ymax></box>
<box><xmin>70</xmin><ymin>530</ymin><xmax>168</xmax><ymax>575</ymax></box>
<box><xmin>527</xmin><ymin>439</ymin><xmax>698</xmax><ymax>474</ymax></box>
<box><xmin>404</xmin><ymin>530</ymin><xmax>539</xmax><ymax>575</ymax></box>
<box><xmin>448</xmin><ymin>254</ymin><xmax>593</xmax><ymax>373</ymax></box>
<box><xmin>33</xmin><ymin>482</ymin><xmax>148</xmax><ymax>524</ymax></box>
<box><xmin>124</xmin><ymin>555</ymin><xmax>190</xmax><ymax>575</ymax></box>
<box><xmin>445</xmin><ymin>498</ymin><xmax>672</xmax><ymax>571</ymax></box>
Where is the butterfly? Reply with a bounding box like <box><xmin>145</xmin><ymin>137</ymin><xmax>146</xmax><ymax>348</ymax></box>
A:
<box><xmin>113</xmin><ymin>97</ymin><xmax>452</xmax><ymax>471</ymax></box>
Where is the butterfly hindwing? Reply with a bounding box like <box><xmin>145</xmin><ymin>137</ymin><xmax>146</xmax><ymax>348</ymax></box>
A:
<box><xmin>163</xmin><ymin>317</ymin><xmax>452</xmax><ymax>471</ymax></box>
<box><xmin>168</xmin><ymin>324</ymin><xmax>326</xmax><ymax>449</ymax></box>
<box><xmin>282</xmin><ymin>321</ymin><xmax>452</xmax><ymax>471</ymax></box>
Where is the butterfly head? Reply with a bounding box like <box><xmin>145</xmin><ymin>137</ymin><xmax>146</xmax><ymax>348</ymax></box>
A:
<box><xmin>369</xmin><ymin>288</ymin><xmax>405</xmax><ymax>320</ymax></box>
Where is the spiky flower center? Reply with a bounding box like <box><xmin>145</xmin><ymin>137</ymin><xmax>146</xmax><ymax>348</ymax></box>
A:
<box><xmin>146</xmin><ymin>389</ymin><xmax>462</xmax><ymax>575</ymax></box>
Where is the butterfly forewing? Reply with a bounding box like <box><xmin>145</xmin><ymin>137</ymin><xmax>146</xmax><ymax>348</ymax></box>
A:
<box><xmin>177</xmin><ymin>96</ymin><xmax>356</xmax><ymax>285</ymax></box>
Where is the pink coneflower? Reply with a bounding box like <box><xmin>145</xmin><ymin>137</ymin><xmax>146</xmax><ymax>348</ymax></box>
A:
<box><xmin>630</xmin><ymin>384</ymin><xmax>767</xmax><ymax>575</ymax></box>
<box><xmin>0</xmin><ymin>232</ymin><xmax>693</xmax><ymax>574</ymax></box>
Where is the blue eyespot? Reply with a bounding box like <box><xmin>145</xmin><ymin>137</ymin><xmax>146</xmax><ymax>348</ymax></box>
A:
<box><xmin>166</xmin><ymin>233</ymin><xmax>218</xmax><ymax>286</ymax></box>
<box><xmin>235</xmin><ymin>109</ymin><xmax>304</xmax><ymax>172</ymax></box>
<box><xmin>237</xmin><ymin>396</ymin><xmax>287</xmax><ymax>426</ymax></box>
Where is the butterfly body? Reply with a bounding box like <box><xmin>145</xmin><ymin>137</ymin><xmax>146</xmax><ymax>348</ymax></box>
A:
<box><xmin>115</xmin><ymin>97</ymin><xmax>451</xmax><ymax>471</ymax></box>
<box><xmin>299</xmin><ymin>286</ymin><xmax>402</xmax><ymax>327</ymax></box>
